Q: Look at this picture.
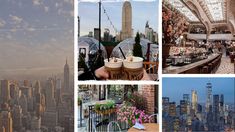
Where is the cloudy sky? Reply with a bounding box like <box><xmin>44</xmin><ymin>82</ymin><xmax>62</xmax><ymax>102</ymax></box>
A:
<box><xmin>163</xmin><ymin>77</ymin><xmax>235</xmax><ymax>104</ymax></box>
<box><xmin>0</xmin><ymin>0</ymin><xmax>74</xmax><ymax>79</ymax></box>
<box><xmin>78</xmin><ymin>0</ymin><xmax>159</xmax><ymax>37</ymax></box>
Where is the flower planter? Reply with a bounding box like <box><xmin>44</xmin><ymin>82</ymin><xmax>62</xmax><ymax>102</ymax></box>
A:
<box><xmin>95</xmin><ymin>108</ymin><xmax>116</xmax><ymax>115</ymax></box>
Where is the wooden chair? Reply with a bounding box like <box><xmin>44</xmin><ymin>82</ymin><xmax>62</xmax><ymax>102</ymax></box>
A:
<box><xmin>143</xmin><ymin>61</ymin><xmax>158</xmax><ymax>74</ymax></box>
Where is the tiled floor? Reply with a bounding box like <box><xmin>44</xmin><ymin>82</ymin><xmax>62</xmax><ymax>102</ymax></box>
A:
<box><xmin>216</xmin><ymin>56</ymin><xmax>234</xmax><ymax>74</ymax></box>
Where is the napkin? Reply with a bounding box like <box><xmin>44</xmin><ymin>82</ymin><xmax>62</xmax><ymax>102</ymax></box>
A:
<box><xmin>133</xmin><ymin>122</ymin><xmax>145</xmax><ymax>130</ymax></box>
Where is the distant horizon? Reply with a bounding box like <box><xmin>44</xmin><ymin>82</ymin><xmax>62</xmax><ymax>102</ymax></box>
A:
<box><xmin>163</xmin><ymin>77</ymin><xmax>235</xmax><ymax>104</ymax></box>
<box><xmin>0</xmin><ymin>0</ymin><xmax>74</xmax><ymax>78</ymax></box>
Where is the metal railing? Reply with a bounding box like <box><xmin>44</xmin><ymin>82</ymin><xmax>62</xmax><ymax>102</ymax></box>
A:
<box><xmin>88</xmin><ymin>105</ymin><xmax>129</xmax><ymax>132</ymax></box>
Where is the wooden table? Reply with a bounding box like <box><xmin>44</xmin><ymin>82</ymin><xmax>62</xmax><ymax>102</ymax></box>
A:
<box><xmin>128</xmin><ymin>123</ymin><xmax>159</xmax><ymax>132</ymax></box>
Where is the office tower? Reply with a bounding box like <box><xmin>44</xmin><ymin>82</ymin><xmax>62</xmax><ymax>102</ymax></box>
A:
<box><xmin>191</xmin><ymin>90</ymin><xmax>198</xmax><ymax>114</ymax></box>
<box><xmin>180</xmin><ymin>100</ymin><xmax>187</xmax><ymax>115</ymax></box>
<box><xmin>0</xmin><ymin>80</ymin><xmax>11</xmax><ymax>104</ymax></box>
<box><xmin>41</xmin><ymin>111</ymin><xmax>58</xmax><ymax>130</ymax></box>
<box><xmin>19</xmin><ymin>94</ymin><xmax>28</xmax><ymax>114</ymax></box>
<box><xmin>206</xmin><ymin>82</ymin><xmax>212</xmax><ymax>113</ymax></box>
<box><xmin>12</xmin><ymin>105</ymin><xmax>23</xmax><ymax>130</ymax></box>
<box><xmin>120</xmin><ymin>1</ymin><xmax>132</xmax><ymax>40</ymax></box>
<box><xmin>30</xmin><ymin>116</ymin><xmax>41</xmax><ymax>131</ymax></box>
<box><xmin>94</xmin><ymin>28</ymin><xmax>100</xmax><ymax>40</ymax></box>
<box><xmin>64</xmin><ymin>59</ymin><xmax>70</xmax><ymax>93</ymax></box>
<box><xmin>162</xmin><ymin>97</ymin><xmax>170</xmax><ymax>114</ymax></box>
<box><xmin>45</xmin><ymin>79</ymin><xmax>56</xmax><ymax>110</ymax></box>
<box><xmin>213</xmin><ymin>95</ymin><xmax>220</xmax><ymax>124</ymax></box>
<box><xmin>78</xmin><ymin>16</ymin><xmax>80</xmax><ymax>37</ymax></box>
<box><xmin>0</xmin><ymin>111</ymin><xmax>13</xmax><ymax>132</ymax></box>
<box><xmin>9</xmin><ymin>84</ymin><xmax>16</xmax><ymax>99</ymax></box>
<box><xmin>23</xmin><ymin>80</ymin><xmax>30</xmax><ymax>87</ymax></box>
<box><xmin>220</xmin><ymin>94</ymin><xmax>224</xmax><ymax>113</ymax></box>
<box><xmin>145</xmin><ymin>21</ymin><xmax>154</xmax><ymax>42</ymax></box>
<box><xmin>103</xmin><ymin>28</ymin><xmax>110</xmax><ymax>42</ymax></box>
<box><xmin>183</xmin><ymin>94</ymin><xmax>190</xmax><ymax>115</ymax></box>
<box><xmin>34</xmin><ymin>80</ymin><xmax>41</xmax><ymax>94</ymax></box>
<box><xmin>169</xmin><ymin>102</ymin><xmax>176</xmax><ymax>117</ymax></box>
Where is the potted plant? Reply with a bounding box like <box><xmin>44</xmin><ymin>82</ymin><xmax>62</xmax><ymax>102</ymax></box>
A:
<box><xmin>117</xmin><ymin>103</ymin><xmax>150</xmax><ymax>127</ymax></box>
<box><xmin>94</xmin><ymin>100</ymin><xmax>116</xmax><ymax>115</ymax></box>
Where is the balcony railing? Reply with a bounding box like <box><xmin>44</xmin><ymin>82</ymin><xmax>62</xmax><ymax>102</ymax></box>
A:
<box><xmin>87</xmin><ymin>105</ymin><xmax>130</xmax><ymax>132</ymax></box>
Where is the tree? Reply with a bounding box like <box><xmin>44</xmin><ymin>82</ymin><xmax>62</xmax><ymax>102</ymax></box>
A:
<box><xmin>133</xmin><ymin>32</ymin><xmax>143</xmax><ymax>58</ymax></box>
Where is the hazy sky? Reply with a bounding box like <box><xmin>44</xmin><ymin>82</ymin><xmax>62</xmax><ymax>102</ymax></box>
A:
<box><xmin>0</xmin><ymin>0</ymin><xmax>74</xmax><ymax>79</ymax></box>
<box><xmin>163</xmin><ymin>77</ymin><xmax>235</xmax><ymax>104</ymax></box>
<box><xmin>78</xmin><ymin>0</ymin><xmax>159</xmax><ymax>37</ymax></box>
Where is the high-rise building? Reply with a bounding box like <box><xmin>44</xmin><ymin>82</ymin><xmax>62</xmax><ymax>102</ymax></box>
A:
<box><xmin>19</xmin><ymin>94</ymin><xmax>28</xmax><ymax>114</ymax></box>
<box><xmin>64</xmin><ymin>59</ymin><xmax>70</xmax><ymax>93</ymax></box>
<box><xmin>213</xmin><ymin>94</ymin><xmax>220</xmax><ymax>124</ymax></box>
<box><xmin>45</xmin><ymin>78</ymin><xmax>56</xmax><ymax>110</ymax></box>
<box><xmin>34</xmin><ymin>80</ymin><xmax>41</xmax><ymax>94</ymax></box>
<box><xmin>191</xmin><ymin>90</ymin><xmax>198</xmax><ymax>114</ymax></box>
<box><xmin>0</xmin><ymin>80</ymin><xmax>11</xmax><ymax>104</ymax></box>
<box><xmin>180</xmin><ymin>100</ymin><xmax>187</xmax><ymax>115</ymax></box>
<box><xmin>0</xmin><ymin>111</ymin><xmax>13</xmax><ymax>132</ymax></box>
<box><xmin>78</xmin><ymin>16</ymin><xmax>80</xmax><ymax>37</ymax></box>
<box><xmin>169</xmin><ymin>102</ymin><xmax>176</xmax><ymax>117</ymax></box>
<box><xmin>220</xmin><ymin>94</ymin><xmax>224</xmax><ymax>113</ymax></box>
<box><xmin>206</xmin><ymin>82</ymin><xmax>212</xmax><ymax>113</ymax></box>
<box><xmin>103</xmin><ymin>28</ymin><xmax>110</xmax><ymax>42</ymax></box>
<box><xmin>183</xmin><ymin>94</ymin><xmax>190</xmax><ymax>115</ymax></box>
<box><xmin>162</xmin><ymin>97</ymin><xmax>170</xmax><ymax>115</ymax></box>
<box><xmin>94</xmin><ymin>28</ymin><xmax>100</xmax><ymax>40</ymax></box>
<box><xmin>120</xmin><ymin>1</ymin><xmax>132</xmax><ymax>40</ymax></box>
<box><xmin>145</xmin><ymin>21</ymin><xmax>154</xmax><ymax>42</ymax></box>
<box><xmin>12</xmin><ymin>105</ymin><xmax>23</xmax><ymax>130</ymax></box>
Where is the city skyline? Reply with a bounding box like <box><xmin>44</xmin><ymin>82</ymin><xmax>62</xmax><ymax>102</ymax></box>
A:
<box><xmin>163</xmin><ymin>78</ymin><xmax>235</xmax><ymax>104</ymax></box>
<box><xmin>0</xmin><ymin>0</ymin><xmax>74</xmax><ymax>79</ymax></box>
<box><xmin>78</xmin><ymin>0</ymin><xmax>158</xmax><ymax>37</ymax></box>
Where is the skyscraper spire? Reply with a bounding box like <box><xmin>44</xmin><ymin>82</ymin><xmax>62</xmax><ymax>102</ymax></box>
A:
<box><xmin>64</xmin><ymin>59</ymin><xmax>70</xmax><ymax>93</ymax></box>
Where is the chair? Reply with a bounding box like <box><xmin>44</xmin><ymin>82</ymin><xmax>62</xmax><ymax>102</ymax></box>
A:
<box><xmin>149</xmin><ymin>113</ymin><xmax>158</xmax><ymax>123</ymax></box>
<box><xmin>107</xmin><ymin>121</ymin><xmax>121</xmax><ymax>132</ymax></box>
<box><xmin>143</xmin><ymin>61</ymin><xmax>158</xmax><ymax>74</ymax></box>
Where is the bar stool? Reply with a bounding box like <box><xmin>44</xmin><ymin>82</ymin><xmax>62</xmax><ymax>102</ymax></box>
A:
<box><xmin>208</xmin><ymin>63</ymin><xmax>212</xmax><ymax>73</ymax></box>
<box><xmin>202</xmin><ymin>66</ymin><xmax>208</xmax><ymax>73</ymax></box>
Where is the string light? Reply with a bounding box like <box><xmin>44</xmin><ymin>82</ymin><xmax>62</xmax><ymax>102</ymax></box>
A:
<box><xmin>101</xmin><ymin>4</ymin><xmax>119</xmax><ymax>35</ymax></box>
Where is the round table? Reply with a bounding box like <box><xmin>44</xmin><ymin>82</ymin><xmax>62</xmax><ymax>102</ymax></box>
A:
<box><xmin>128</xmin><ymin>123</ymin><xmax>159</xmax><ymax>132</ymax></box>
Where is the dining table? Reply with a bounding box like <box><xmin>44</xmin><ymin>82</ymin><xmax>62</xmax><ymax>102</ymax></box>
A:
<box><xmin>127</xmin><ymin>123</ymin><xmax>159</xmax><ymax>132</ymax></box>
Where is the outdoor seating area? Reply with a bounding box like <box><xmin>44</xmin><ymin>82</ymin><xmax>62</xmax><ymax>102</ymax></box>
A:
<box><xmin>78</xmin><ymin>85</ymin><xmax>159</xmax><ymax>132</ymax></box>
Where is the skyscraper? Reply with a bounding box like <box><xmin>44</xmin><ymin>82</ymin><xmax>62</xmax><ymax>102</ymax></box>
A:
<box><xmin>94</xmin><ymin>28</ymin><xmax>100</xmax><ymax>40</ymax></box>
<box><xmin>0</xmin><ymin>80</ymin><xmax>11</xmax><ymax>104</ymax></box>
<box><xmin>0</xmin><ymin>111</ymin><xmax>13</xmax><ymax>132</ymax></box>
<box><xmin>206</xmin><ymin>82</ymin><xmax>212</xmax><ymax>113</ymax></box>
<box><xmin>103</xmin><ymin>28</ymin><xmax>110</xmax><ymax>42</ymax></box>
<box><xmin>191</xmin><ymin>90</ymin><xmax>198</xmax><ymax>114</ymax></box>
<box><xmin>120</xmin><ymin>1</ymin><xmax>132</xmax><ymax>40</ymax></box>
<box><xmin>64</xmin><ymin>59</ymin><xmax>70</xmax><ymax>93</ymax></box>
<box><xmin>213</xmin><ymin>94</ymin><xmax>220</xmax><ymax>124</ymax></box>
